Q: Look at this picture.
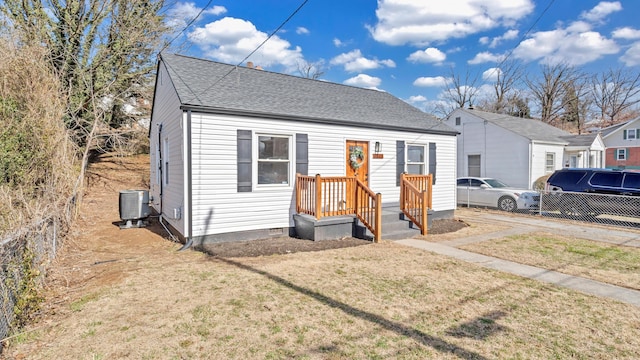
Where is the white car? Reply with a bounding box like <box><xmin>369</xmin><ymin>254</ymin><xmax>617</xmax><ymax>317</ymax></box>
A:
<box><xmin>456</xmin><ymin>177</ymin><xmax>540</xmax><ymax>212</ymax></box>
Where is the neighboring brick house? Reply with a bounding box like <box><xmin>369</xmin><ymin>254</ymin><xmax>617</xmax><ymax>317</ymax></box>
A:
<box><xmin>601</xmin><ymin>117</ymin><xmax>640</xmax><ymax>169</ymax></box>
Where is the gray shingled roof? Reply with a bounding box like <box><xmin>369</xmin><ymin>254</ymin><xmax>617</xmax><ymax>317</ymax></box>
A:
<box><xmin>463</xmin><ymin>108</ymin><xmax>571</xmax><ymax>143</ymax></box>
<box><xmin>159</xmin><ymin>53</ymin><xmax>457</xmax><ymax>135</ymax></box>
<box><xmin>599</xmin><ymin>121</ymin><xmax>627</xmax><ymax>137</ymax></box>
<box><xmin>561</xmin><ymin>133</ymin><xmax>598</xmax><ymax>147</ymax></box>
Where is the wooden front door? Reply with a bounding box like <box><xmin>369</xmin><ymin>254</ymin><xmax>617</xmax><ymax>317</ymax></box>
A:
<box><xmin>346</xmin><ymin>140</ymin><xmax>369</xmax><ymax>185</ymax></box>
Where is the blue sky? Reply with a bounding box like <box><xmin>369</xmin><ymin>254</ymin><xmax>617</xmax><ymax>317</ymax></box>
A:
<box><xmin>164</xmin><ymin>0</ymin><xmax>640</xmax><ymax>117</ymax></box>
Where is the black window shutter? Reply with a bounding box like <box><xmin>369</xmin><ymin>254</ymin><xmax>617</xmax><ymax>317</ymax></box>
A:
<box><xmin>396</xmin><ymin>141</ymin><xmax>405</xmax><ymax>186</ymax></box>
<box><xmin>296</xmin><ymin>134</ymin><xmax>308</xmax><ymax>176</ymax></box>
<box><xmin>237</xmin><ymin>130</ymin><xmax>252</xmax><ymax>192</ymax></box>
<box><xmin>429</xmin><ymin>142</ymin><xmax>437</xmax><ymax>184</ymax></box>
<box><xmin>623</xmin><ymin>130</ymin><xmax>628</xmax><ymax>140</ymax></box>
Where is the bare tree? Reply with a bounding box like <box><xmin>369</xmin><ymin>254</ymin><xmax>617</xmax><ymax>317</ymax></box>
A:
<box><xmin>297</xmin><ymin>59</ymin><xmax>326</xmax><ymax>80</ymax></box>
<box><xmin>480</xmin><ymin>60</ymin><xmax>525</xmax><ymax>113</ymax></box>
<box><xmin>440</xmin><ymin>67</ymin><xmax>479</xmax><ymax>111</ymax></box>
<box><xmin>503</xmin><ymin>91</ymin><xmax>531</xmax><ymax>118</ymax></box>
<box><xmin>591</xmin><ymin>68</ymin><xmax>640</xmax><ymax>126</ymax></box>
<box><xmin>526</xmin><ymin>63</ymin><xmax>580</xmax><ymax>124</ymax></box>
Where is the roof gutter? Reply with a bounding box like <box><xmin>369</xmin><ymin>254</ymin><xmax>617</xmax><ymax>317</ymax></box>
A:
<box><xmin>179</xmin><ymin>104</ymin><xmax>460</xmax><ymax>136</ymax></box>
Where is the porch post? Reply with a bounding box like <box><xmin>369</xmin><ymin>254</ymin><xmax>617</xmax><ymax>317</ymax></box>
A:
<box><xmin>375</xmin><ymin>193</ymin><xmax>382</xmax><ymax>243</ymax></box>
<box><xmin>421</xmin><ymin>190</ymin><xmax>428</xmax><ymax>235</ymax></box>
<box><xmin>315</xmin><ymin>174</ymin><xmax>322</xmax><ymax>219</ymax></box>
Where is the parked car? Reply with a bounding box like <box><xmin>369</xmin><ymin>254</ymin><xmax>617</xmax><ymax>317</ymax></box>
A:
<box><xmin>544</xmin><ymin>168</ymin><xmax>640</xmax><ymax>217</ymax></box>
<box><xmin>456</xmin><ymin>177</ymin><xmax>540</xmax><ymax>212</ymax></box>
<box><xmin>545</xmin><ymin>168</ymin><xmax>640</xmax><ymax>195</ymax></box>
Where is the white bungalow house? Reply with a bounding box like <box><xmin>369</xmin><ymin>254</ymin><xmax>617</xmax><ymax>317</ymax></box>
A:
<box><xmin>444</xmin><ymin>108</ymin><xmax>604</xmax><ymax>189</ymax></box>
<box><xmin>600</xmin><ymin>117</ymin><xmax>640</xmax><ymax>169</ymax></box>
<box><xmin>149</xmin><ymin>53</ymin><xmax>458</xmax><ymax>245</ymax></box>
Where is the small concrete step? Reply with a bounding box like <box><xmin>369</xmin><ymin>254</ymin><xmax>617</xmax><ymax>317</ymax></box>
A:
<box><xmin>381</xmin><ymin>227</ymin><xmax>422</xmax><ymax>240</ymax></box>
<box><xmin>356</xmin><ymin>209</ymin><xmax>423</xmax><ymax>240</ymax></box>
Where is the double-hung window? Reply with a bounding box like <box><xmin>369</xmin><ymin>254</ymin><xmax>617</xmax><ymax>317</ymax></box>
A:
<box><xmin>624</xmin><ymin>129</ymin><xmax>638</xmax><ymax>140</ymax></box>
<box><xmin>407</xmin><ymin>144</ymin><xmax>426</xmax><ymax>174</ymax></box>
<box><xmin>545</xmin><ymin>152</ymin><xmax>555</xmax><ymax>172</ymax></box>
<box><xmin>257</xmin><ymin>134</ymin><xmax>291</xmax><ymax>186</ymax></box>
<box><xmin>617</xmin><ymin>148</ymin><xmax>627</xmax><ymax>161</ymax></box>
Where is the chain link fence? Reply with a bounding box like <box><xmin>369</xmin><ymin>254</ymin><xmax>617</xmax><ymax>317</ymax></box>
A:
<box><xmin>540</xmin><ymin>191</ymin><xmax>640</xmax><ymax>228</ymax></box>
<box><xmin>0</xmin><ymin>197</ymin><xmax>74</xmax><ymax>352</ymax></box>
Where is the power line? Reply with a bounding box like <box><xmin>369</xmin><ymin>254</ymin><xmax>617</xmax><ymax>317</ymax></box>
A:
<box><xmin>498</xmin><ymin>0</ymin><xmax>556</xmax><ymax>68</ymax></box>
<box><xmin>158</xmin><ymin>0</ymin><xmax>215</xmax><ymax>54</ymax></box>
<box><xmin>485</xmin><ymin>0</ymin><xmax>556</xmax><ymax>80</ymax></box>
<box><xmin>184</xmin><ymin>0</ymin><xmax>310</xmax><ymax>103</ymax></box>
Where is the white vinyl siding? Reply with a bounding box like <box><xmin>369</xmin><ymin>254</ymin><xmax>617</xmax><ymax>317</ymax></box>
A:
<box><xmin>148</xmin><ymin>62</ymin><xmax>186</xmax><ymax>236</ymax></box>
<box><xmin>188</xmin><ymin>112</ymin><xmax>456</xmax><ymax>237</ymax></box>
<box><xmin>448</xmin><ymin>110</ymin><xmax>531</xmax><ymax>189</ymax></box>
<box><xmin>531</xmin><ymin>143</ymin><xmax>564</xmax><ymax>185</ymax></box>
<box><xmin>604</xmin><ymin>121</ymin><xmax>640</xmax><ymax>148</ymax></box>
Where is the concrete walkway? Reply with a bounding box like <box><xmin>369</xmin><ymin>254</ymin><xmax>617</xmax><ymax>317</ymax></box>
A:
<box><xmin>395</xmin><ymin>211</ymin><xmax>640</xmax><ymax>307</ymax></box>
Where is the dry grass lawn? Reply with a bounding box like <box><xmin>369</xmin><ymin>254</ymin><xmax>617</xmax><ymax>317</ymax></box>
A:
<box><xmin>5</xmin><ymin>242</ymin><xmax>640</xmax><ymax>359</ymax></box>
<box><xmin>461</xmin><ymin>232</ymin><xmax>640</xmax><ymax>291</ymax></box>
<box><xmin>3</xmin><ymin>155</ymin><xmax>640</xmax><ymax>359</ymax></box>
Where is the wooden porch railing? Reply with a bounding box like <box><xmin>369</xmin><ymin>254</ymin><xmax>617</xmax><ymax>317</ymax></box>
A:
<box><xmin>399</xmin><ymin>173</ymin><xmax>433</xmax><ymax>235</ymax></box>
<box><xmin>296</xmin><ymin>174</ymin><xmax>382</xmax><ymax>242</ymax></box>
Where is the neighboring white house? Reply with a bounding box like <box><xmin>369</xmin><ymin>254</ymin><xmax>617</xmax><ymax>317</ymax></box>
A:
<box><xmin>444</xmin><ymin>108</ymin><xmax>604</xmax><ymax>189</ymax></box>
<box><xmin>149</xmin><ymin>53</ymin><xmax>458</xmax><ymax>245</ymax></box>
<box><xmin>600</xmin><ymin>117</ymin><xmax>640</xmax><ymax>169</ymax></box>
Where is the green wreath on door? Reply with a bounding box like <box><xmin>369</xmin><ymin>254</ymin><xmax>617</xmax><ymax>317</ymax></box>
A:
<box><xmin>349</xmin><ymin>146</ymin><xmax>365</xmax><ymax>170</ymax></box>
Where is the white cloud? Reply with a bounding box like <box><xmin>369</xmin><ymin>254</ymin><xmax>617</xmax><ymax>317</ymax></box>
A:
<box><xmin>333</xmin><ymin>38</ymin><xmax>344</xmax><ymax>47</ymax></box>
<box><xmin>166</xmin><ymin>2</ymin><xmax>226</xmax><ymax>28</ymax></box>
<box><xmin>621</xmin><ymin>42</ymin><xmax>640</xmax><ymax>66</ymax></box>
<box><xmin>580</xmin><ymin>1</ymin><xmax>622</xmax><ymax>22</ymax></box>
<box><xmin>612</xmin><ymin>27</ymin><xmax>640</xmax><ymax>40</ymax></box>
<box><xmin>408</xmin><ymin>95</ymin><xmax>427</xmax><ymax>103</ymax></box>
<box><xmin>488</xmin><ymin>29</ymin><xmax>519</xmax><ymax>48</ymax></box>
<box><xmin>188</xmin><ymin>17</ymin><xmax>303</xmax><ymax>68</ymax></box>
<box><xmin>413</xmin><ymin>76</ymin><xmax>449</xmax><ymax>87</ymax></box>
<box><xmin>482</xmin><ymin>68</ymin><xmax>502</xmax><ymax>82</ymax></box>
<box><xmin>343</xmin><ymin>74</ymin><xmax>382</xmax><ymax>89</ymax></box>
<box><xmin>368</xmin><ymin>0</ymin><xmax>534</xmax><ymax>46</ymax></box>
<box><xmin>468</xmin><ymin>51</ymin><xmax>503</xmax><ymax>64</ymax></box>
<box><xmin>479</xmin><ymin>36</ymin><xmax>490</xmax><ymax>45</ymax></box>
<box><xmin>475</xmin><ymin>84</ymin><xmax>496</xmax><ymax>100</ymax></box>
<box><xmin>512</xmin><ymin>26</ymin><xmax>619</xmax><ymax>65</ymax></box>
<box><xmin>296</xmin><ymin>27</ymin><xmax>310</xmax><ymax>35</ymax></box>
<box><xmin>407</xmin><ymin>47</ymin><xmax>446</xmax><ymax>63</ymax></box>
<box><xmin>330</xmin><ymin>49</ymin><xmax>395</xmax><ymax>72</ymax></box>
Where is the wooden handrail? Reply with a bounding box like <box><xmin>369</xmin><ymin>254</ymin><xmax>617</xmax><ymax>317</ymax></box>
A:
<box><xmin>354</xmin><ymin>178</ymin><xmax>382</xmax><ymax>243</ymax></box>
<box><xmin>400</xmin><ymin>173</ymin><xmax>432</xmax><ymax>235</ymax></box>
<box><xmin>295</xmin><ymin>174</ymin><xmax>381</xmax><ymax>242</ymax></box>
